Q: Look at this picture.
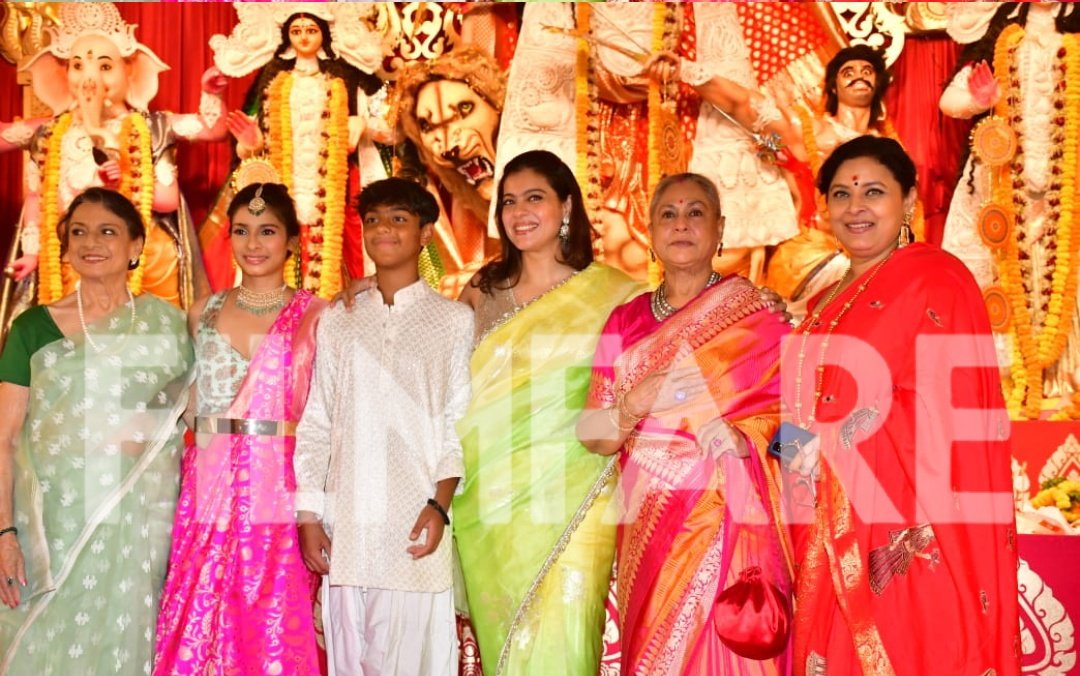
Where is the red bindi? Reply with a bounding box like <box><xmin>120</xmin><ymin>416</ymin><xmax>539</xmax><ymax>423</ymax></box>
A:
<box><xmin>851</xmin><ymin>174</ymin><xmax>860</xmax><ymax>186</ymax></box>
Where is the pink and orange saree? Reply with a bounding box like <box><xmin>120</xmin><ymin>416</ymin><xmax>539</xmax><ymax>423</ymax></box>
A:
<box><xmin>588</xmin><ymin>276</ymin><xmax>793</xmax><ymax>676</ymax></box>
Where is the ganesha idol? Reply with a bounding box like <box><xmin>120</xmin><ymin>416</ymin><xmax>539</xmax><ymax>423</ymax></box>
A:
<box><xmin>396</xmin><ymin>47</ymin><xmax>503</xmax><ymax>298</ymax></box>
<box><xmin>2</xmin><ymin>2</ymin><xmax>228</xmax><ymax>318</ymax></box>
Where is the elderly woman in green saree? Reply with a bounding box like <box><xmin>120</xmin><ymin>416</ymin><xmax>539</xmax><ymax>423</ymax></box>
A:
<box><xmin>454</xmin><ymin>150</ymin><xmax>643</xmax><ymax>674</ymax></box>
<box><xmin>0</xmin><ymin>188</ymin><xmax>193</xmax><ymax>673</ymax></box>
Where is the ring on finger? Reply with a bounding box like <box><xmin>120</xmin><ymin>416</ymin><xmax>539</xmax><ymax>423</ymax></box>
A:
<box><xmin>5</xmin><ymin>577</ymin><xmax>13</xmax><ymax>586</ymax></box>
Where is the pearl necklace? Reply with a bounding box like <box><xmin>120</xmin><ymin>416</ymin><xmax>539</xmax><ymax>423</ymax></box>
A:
<box><xmin>793</xmin><ymin>251</ymin><xmax>894</xmax><ymax>428</ymax></box>
<box><xmin>650</xmin><ymin>271</ymin><xmax>721</xmax><ymax>321</ymax></box>
<box><xmin>76</xmin><ymin>281</ymin><xmax>136</xmax><ymax>354</ymax></box>
<box><xmin>235</xmin><ymin>284</ymin><xmax>287</xmax><ymax>315</ymax></box>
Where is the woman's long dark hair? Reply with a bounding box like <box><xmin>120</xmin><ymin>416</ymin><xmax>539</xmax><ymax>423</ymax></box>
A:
<box><xmin>241</xmin><ymin>13</ymin><xmax>382</xmax><ymax>119</ymax></box>
<box><xmin>473</xmin><ymin>150</ymin><xmax>593</xmax><ymax>294</ymax></box>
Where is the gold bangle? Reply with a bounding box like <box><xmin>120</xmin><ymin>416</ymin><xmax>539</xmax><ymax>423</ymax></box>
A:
<box><xmin>617</xmin><ymin>392</ymin><xmax>644</xmax><ymax>424</ymax></box>
<box><xmin>608</xmin><ymin>405</ymin><xmax>637</xmax><ymax>433</ymax></box>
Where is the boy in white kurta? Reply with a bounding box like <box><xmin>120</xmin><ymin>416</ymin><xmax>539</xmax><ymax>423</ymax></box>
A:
<box><xmin>294</xmin><ymin>178</ymin><xmax>473</xmax><ymax>675</ymax></box>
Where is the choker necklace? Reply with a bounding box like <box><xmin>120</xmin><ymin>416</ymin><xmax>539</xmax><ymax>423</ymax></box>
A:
<box><xmin>651</xmin><ymin>271</ymin><xmax>721</xmax><ymax>321</ymax></box>
<box><xmin>76</xmin><ymin>281</ymin><xmax>135</xmax><ymax>353</ymax></box>
<box><xmin>235</xmin><ymin>284</ymin><xmax>287</xmax><ymax>315</ymax></box>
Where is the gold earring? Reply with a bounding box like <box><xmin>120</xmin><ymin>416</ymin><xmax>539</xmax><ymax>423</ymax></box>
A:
<box><xmin>899</xmin><ymin>211</ymin><xmax>914</xmax><ymax>248</ymax></box>
<box><xmin>649</xmin><ymin>247</ymin><xmax>656</xmax><ymax>262</ymax></box>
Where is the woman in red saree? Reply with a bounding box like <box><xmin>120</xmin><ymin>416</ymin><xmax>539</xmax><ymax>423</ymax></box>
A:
<box><xmin>578</xmin><ymin>173</ymin><xmax>794</xmax><ymax>675</ymax></box>
<box><xmin>783</xmin><ymin>136</ymin><xmax>1019</xmax><ymax>675</ymax></box>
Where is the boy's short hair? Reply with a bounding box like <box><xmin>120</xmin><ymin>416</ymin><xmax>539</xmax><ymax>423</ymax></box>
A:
<box><xmin>356</xmin><ymin>177</ymin><xmax>440</xmax><ymax>227</ymax></box>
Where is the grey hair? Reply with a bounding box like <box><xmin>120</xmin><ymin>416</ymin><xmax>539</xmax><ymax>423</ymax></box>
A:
<box><xmin>648</xmin><ymin>173</ymin><xmax>723</xmax><ymax>224</ymax></box>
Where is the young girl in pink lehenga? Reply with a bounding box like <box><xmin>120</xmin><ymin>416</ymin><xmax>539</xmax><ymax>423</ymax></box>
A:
<box><xmin>154</xmin><ymin>183</ymin><xmax>324</xmax><ymax>674</ymax></box>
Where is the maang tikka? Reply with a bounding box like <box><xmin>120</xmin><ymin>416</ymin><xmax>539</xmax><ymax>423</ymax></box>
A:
<box><xmin>247</xmin><ymin>184</ymin><xmax>267</xmax><ymax>216</ymax></box>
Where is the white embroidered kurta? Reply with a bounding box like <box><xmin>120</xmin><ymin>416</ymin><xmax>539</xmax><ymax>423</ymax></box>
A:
<box><xmin>295</xmin><ymin>281</ymin><xmax>473</xmax><ymax>592</ymax></box>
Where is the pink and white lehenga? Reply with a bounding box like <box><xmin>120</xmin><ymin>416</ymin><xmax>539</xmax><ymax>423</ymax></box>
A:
<box><xmin>154</xmin><ymin>290</ymin><xmax>325</xmax><ymax>674</ymax></box>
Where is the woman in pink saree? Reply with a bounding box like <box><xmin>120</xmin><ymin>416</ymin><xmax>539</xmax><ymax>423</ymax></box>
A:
<box><xmin>154</xmin><ymin>183</ymin><xmax>324</xmax><ymax>674</ymax></box>
<box><xmin>579</xmin><ymin>173</ymin><xmax>794</xmax><ymax>675</ymax></box>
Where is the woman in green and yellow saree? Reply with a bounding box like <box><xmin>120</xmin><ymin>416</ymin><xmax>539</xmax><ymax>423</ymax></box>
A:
<box><xmin>455</xmin><ymin>150</ymin><xmax>643</xmax><ymax>675</ymax></box>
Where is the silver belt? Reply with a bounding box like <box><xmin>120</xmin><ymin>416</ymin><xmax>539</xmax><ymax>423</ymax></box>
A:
<box><xmin>194</xmin><ymin>417</ymin><xmax>297</xmax><ymax>437</ymax></box>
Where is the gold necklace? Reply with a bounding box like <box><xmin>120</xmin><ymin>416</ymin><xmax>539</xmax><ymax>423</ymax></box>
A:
<box><xmin>235</xmin><ymin>284</ymin><xmax>287</xmax><ymax>315</ymax></box>
<box><xmin>793</xmin><ymin>251</ymin><xmax>895</xmax><ymax>428</ymax></box>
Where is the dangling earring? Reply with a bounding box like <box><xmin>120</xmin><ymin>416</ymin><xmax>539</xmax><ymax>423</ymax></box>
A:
<box><xmin>898</xmin><ymin>211</ymin><xmax>914</xmax><ymax>248</ymax></box>
<box><xmin>716</xmin><ymin>243</ymin><xmax>723</xmax><ymax>257</ymax></box>
<box><xmin>127</xmin><ymin>256</ymin><xmax>140</xmax><ymax>271</ymax></box>
<box><xmin>558</xmin><ymin>216</ymin><xmax>570</xmax><ymax>242</ymax></box>
<box><xmin>649</xmin><ymin>247</ymin><xmax>656</xmax><ymax>262</ymax></box>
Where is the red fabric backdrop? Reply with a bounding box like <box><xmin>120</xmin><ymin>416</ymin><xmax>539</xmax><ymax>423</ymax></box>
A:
<box><xmin>885</xmin><ymin>35</ymin><xmax>972</xmax><ymax>247</ymax></box>
<box><xmin>0</xmin><ymin>8</ymin><xmax>968</xmax><ymax>268</ymax></box>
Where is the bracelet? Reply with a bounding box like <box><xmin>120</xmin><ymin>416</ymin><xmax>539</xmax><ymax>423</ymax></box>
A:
<box><xmin>616</xmin><ymin>393</ymin><xmax>645</xmax><ymax>426</ymax></box>
<box><xmin>0</xmin><ymin>527</ymin><xmax>17</xmax><ymax>538</ymax></box>
<box><xmin>426</xmin><ymin>498</ymin><xmax>450</xmax><ymax>526</ymax></box>
<box><xmin>607</xmin><ymin>404</ymin><xmax>638</xmax><ymax>433</ymax></box>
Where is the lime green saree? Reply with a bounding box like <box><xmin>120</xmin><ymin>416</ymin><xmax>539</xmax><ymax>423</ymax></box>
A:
<box><xmin>454</xmin><ymin>263</ymin><xmax>642</xmax><ymax>675</ymax></box>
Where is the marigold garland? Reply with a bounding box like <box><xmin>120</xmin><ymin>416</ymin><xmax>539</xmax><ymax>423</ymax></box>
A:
<box><xmin>987</xmin><ymin>24</ymin><xmax>1080</xmax><ymax>418</ymax></box>
<box><xmin>118</xmin><ymin>112</ymin><xmax>154</xmax><ymax>296</ymax></box>
<box><xmin>574</xmin><ymin>3</ymin><xmax>592</xmax><ymax>201</ymax></box>
<box><xmin>37</xmin><ymin>114</ymin><xmax>71</xmax><ymax>304</ymax></box>
<box><xmin>319</xmin><ymin>76</ymin><xmax>350</xmax><ymax>299</ymax></box>
<box><xmin>644</xmin><ymin>3</ymin><xmax>676</xmax><ymax>290</ymax></box>
<box><xmin>265</xmin><ymin>71</ymin><xmax>349</xmax><ymax>299</ymax></box>
<box><xmin>37</xmin><ymin>112</ymin><xmax>153</xmax><ymax>303</ymax></box>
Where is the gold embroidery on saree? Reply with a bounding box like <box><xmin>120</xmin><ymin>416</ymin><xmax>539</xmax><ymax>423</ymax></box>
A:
<box><xmin>867</xmin><ymin>523</ymin><xmax>937</xmax><ymax>595</ymax></box>
<box><xmin>854</xmin><ymin>628</ymin><xmax>895</xmax><ymax>676</ymax></box>
<box><xmin>807</xmin><ymin>651</ymin><xmax>828</xmax><ymax>676</ymax></box>
<box><xmin>840</xmin><ymin>546</ymin><xmax>862</xmax><ymax>591</ymax></box>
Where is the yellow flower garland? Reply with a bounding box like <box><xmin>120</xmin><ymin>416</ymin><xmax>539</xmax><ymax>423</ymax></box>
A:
<box><xmin>37</xmin><ymin>112</ymin><xmax>153</xmax><ymax>303</ymax></box>
<box><xmin>988</xmin><ymin>24</ymin><xmax>1080</xmax><ymax>418</ymax></box>
<box><xmin>645</xmin><ymin>3</ymin><xmax>669</xmax><ymax>290</ymax></box>
<box><xmin>574</xmin><ymin>2</ymin><xmax>592</xmax><ymax>205</ymax></box>
<box><xmin>268</xmin><ymin>72</ymin><xmax>295</xmax><ymax>195</ymax></box>
<box><xmin>37</xmin><ymin>113</ymin><xmax>72</xmax><ymax>304</ymax></box>
<box><xmin>118</xmin><ymin>112</ymin><xmax>154</xmax><ymax>296</ymax></box>
<box><xmin>266</xmin><ymin>71</ymin><xmax>349</xmax><ymax>299</ymax></box>
<box><xmin>319</xmin><ymin>77</ymin><xmax>350</xmax><ymax>299</ymax></box>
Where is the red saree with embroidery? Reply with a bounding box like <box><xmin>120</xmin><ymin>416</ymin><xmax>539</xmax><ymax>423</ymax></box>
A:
<box><xmin>588</xmin><ymin>276</ymin><xmax>794</xmax><ymax>676</ymax></box>
<box><xmin>785</xmin><ymin>244</ymin><xmax>1019</xmax><ymax>676</ymax></box>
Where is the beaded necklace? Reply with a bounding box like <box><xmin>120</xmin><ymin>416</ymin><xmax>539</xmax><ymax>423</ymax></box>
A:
<box><xmin>650</xmin><ymin>271</ymin><xmax>722</xmax><ymax>321</ymax></box>
<box><xmin>793</xmin><ymin>250</ymin><xmax>894</xmax><ymax>428</ymax></box>
<box><xmin>76</xmin><ymin>281</ymin><xmax>136</xmax><ymax>354</ymax></box>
